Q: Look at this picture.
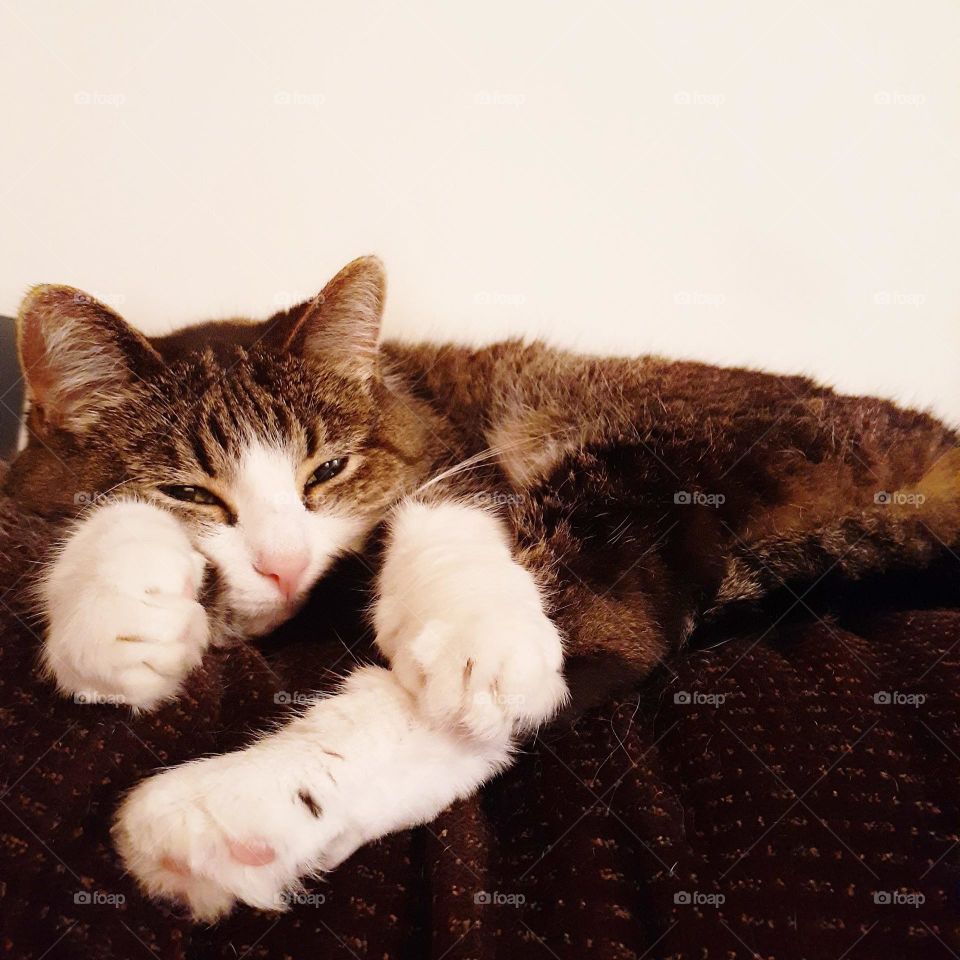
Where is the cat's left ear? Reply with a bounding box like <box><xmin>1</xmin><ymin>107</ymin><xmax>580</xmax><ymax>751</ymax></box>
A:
<box><xmin>16</xmin><ymin>285</ymin><xmax>160</xmax><ymax>432</ymax></box>
<box><xmin>270</xmin><ymin>256</ymin><xmax>386</xmax><ymax>381</ymax></box>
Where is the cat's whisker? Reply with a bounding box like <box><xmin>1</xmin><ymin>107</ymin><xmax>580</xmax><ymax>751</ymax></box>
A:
<box><xmin>412</xmin><ymin>430</ymin><xmax>569</xmax><ymax>498</ymax></box>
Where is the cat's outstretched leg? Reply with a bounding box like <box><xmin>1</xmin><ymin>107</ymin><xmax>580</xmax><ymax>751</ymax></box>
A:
<box><xmin>114</xmin><ymin>665</ymin><xmax>511</xmax><ymax>921</ymax></box>
<box><xmin>374</xmin><ymin>500</ymin><xmax>569</xmax><ymax>741</ymax></box>
<box><xmin>42</xmin><ymin>500</ymin><xmax>210</xmax><ymax>709</ymax></box>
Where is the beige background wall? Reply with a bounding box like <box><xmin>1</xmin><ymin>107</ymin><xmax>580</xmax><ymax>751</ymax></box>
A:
<box><xmin>1</xmin><ymin>0</ymin><xmax>958</xmax><ymax>420</ymax></box>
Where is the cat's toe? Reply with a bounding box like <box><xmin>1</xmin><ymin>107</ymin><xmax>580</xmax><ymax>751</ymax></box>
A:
<box><xmin>401</xmin><ymin>613</ymin><xmax>568</xmax><ymax>741</ymax></box>
<box><xmin>113</xmin><ymin>772</ymin><xmax>240</xmax><ymax>921</ymax></box>
<box><xmin>55</xmin><ymin>591</ymin><xmax>209</xmax><ymax>709</ymax></box>
<box><xmin>114</xmin><ymin>594</ymin><xmax>209</xmax><ymax>706</ymax></box>
<box><xmin>498</xmin><ymin>619</ymin><xmax>568</xmax><ymax>733</ymax></box>
<box><xmin>462</xmin><ymin>634</ymin><xmax>567</xmax><ymax>738</ymax></box>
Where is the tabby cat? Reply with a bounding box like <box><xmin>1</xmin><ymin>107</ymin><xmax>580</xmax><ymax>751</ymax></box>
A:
<box><xmin>7</xmin><ymin>257</ymin><xmax>958</xmax><ymax>920</ymax></box>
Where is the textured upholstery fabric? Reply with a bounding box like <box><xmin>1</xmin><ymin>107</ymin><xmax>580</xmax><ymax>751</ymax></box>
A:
<box><xmin>0</xmin><ymin>500</ymin><xmax>957</xmax><ymax>960</ymax></box>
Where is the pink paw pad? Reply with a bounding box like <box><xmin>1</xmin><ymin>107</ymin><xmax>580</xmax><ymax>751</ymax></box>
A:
<box><xmin>227</xmin><ymin>838</ymin><xmax>276</xmax><ymax>866</ymax></box>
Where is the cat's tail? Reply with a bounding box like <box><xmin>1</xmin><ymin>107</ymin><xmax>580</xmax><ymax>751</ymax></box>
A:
<box><xmin>712</xmin><ymin>447</ymin><xmax>960</xmax><ymax>608</ymax></box>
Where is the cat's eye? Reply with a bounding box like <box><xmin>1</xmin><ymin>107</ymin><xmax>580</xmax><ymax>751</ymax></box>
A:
<box><xmin>306</xmin><ymin>457</ymin><xmax>348</xmax><ymax>489</ymax></box>
<box><xmin>159</xmin><ymin>484</ymin><xmax>225</xmax><ymax>508</ymax></box>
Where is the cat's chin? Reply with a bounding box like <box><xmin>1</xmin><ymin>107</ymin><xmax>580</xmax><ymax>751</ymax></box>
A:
<box><xmin>238</xmin><ymin>598</ymin><xmax>305</xmax><ymax>638</ymax></box>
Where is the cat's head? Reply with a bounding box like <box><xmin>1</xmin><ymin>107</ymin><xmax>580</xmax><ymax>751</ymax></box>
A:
<box><xmin>8</xmin><ymin>257</ymin><xmax>429</xmax><ymax>634</ymax></box>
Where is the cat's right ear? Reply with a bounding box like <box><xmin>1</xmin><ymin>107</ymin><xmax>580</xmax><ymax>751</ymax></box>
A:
<box><xmin>17</xmin><ymin>285</ymin><xmax>161</xmax><ymax>433</ymax></box>
<box><xmin>267</xmin><ymin>256</ymin><xmax>386</xmax><ymax>381</ymax></box>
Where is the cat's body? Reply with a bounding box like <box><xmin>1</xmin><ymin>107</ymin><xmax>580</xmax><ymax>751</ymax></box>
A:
<box><xmin>6</xmin><ymin>257</ymin><xmax>958</xmax><ymax>919</ymax></box>
<box><xmin>381</xmin><ymin>340</ymin><xmax>960</xmax><ymax>686</ymax></box>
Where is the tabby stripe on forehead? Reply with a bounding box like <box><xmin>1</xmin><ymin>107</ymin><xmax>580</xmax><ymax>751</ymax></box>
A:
<box><xmin>190</xmin><ymin>430</ymin><xmax>217</xmax><ymax>477</ymax></box>
<box><xmin>237</xmin><ymin>367</ymin><xmax>263</xmax><ymax>405</ymax></box>
<box><xmin>249</xmin><ymin>359</ymin><xmax>283</xmax><ymax>399</ymax></box>
<box><xmin>213</xmin><ymin>397</ymin><xmax>243</xmax><ymax>445</ymax></box>
<box><xmin>236</xmin><ymin>369</ymin><xmax>279</xmax><ymax>429</ymax></box>
<box><xmin>245</xmin><ymin>365</ymin><xmax>299</xmax><ymax>441</ymax></box>
<box><xmin>206</xmin><ymin>409</ymin><xmax>231</xmax><ymax>455</ymax></box>
<box><xmin>271</xmin><ymin>398</ymin><xmax>294</xmax><ymax>436</ymax></box>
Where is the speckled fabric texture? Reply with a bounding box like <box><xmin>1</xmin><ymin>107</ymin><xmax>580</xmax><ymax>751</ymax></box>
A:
<box><xmin>0</xmin><ymin>503</ymin><xmax>958</xmax><ymax>959</ymax></box>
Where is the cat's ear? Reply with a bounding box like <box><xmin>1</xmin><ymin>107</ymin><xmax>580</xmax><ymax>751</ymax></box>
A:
<box><xmin>17</xmin><ymin>285</ymin><xmax>161</xmax><ymax>432</ymax></box>
<box><xmin>270</xmin><ymin>256</ymin><xmax>386</xmax><ymax>380</ymax></box>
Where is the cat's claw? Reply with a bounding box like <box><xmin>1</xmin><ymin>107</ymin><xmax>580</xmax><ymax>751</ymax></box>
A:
<box><xmin>43</xmin><ymin>500</ymin><xmax>210</xmax><ymax>710</ymax></box>
<box><xmin>376</xmin><ymin>501</ymin><xmax>568</xmax><ymax>740</ymax></box>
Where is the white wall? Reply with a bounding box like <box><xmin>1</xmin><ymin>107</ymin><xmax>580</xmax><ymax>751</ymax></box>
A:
<box><xmin>2</xmin><ymin>0</ymin><xmax>958</xmax><ymax>421</ymax></box>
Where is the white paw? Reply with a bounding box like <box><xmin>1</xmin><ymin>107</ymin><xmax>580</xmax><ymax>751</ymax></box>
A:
<box><xmin>43</xmin><ymin>500</ymin><xmax>210</xmax><ymax>710</ymax></box>
<box><xmin>376</xmin><ymin>501</ymin><xmax>568</xmax><ymax>740</ymax></box>
<box><xmin>113</xmin><ymin>747</ymin><xmax>348</xmax><ymax>922</ymax></box>
<box><xmin>114</xmin><ymin>665</ymin><xmax>512</xmax><ymax>922</ymax></box>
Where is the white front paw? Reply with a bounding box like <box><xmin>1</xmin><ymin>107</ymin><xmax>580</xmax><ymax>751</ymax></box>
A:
<box><xmin>43</xmin><ymin>501</ymin><xmax>209</xmax><ymax>710</ymax></box>
<box><xmin>114</xmin><ymin>742</ymin><xmax>349</xmax><ymax>922</ymax></box>
<box><xmin>376</xmin><ymin>502</ymin><xmax>568</xmax><ymax>740</ymax></box>
<box><xmin>383</xmin><ymin>607</ymin><xmax>568</xmax><ymax>741</ymax></box>
<box><xmin>115</xmin><ymin>665</ymin><xmax>514</xmax><ymax>921</ymax></box>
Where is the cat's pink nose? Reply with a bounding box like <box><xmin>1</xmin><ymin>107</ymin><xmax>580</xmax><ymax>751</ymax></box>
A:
<box><xmin>254</xmin><ymin>550</ymin><xmax>309</xmax><ymax>599</ymax></box>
